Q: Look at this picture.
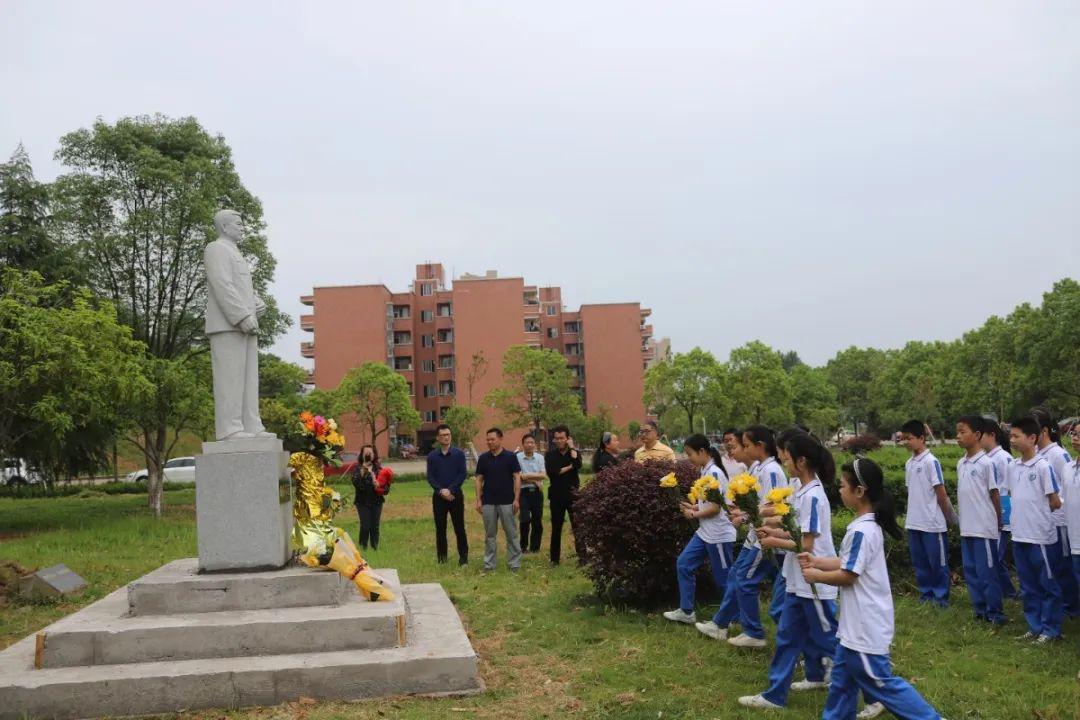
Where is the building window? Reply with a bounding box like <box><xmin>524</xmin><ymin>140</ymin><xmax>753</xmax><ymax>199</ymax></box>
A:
<box><xmin>564</xmin><ymin>321</ymin><xmax>580</xmax><ymax>333</ymax></box>
<box><xmin>437</xmin><ymin>329</ymin><xmax>454</xmax><ymax>343</ymax></box>
<box><xmin>439</xmin><ymin>380</ymin><xmax>456</xmax><ymax>396</ymax></box>
<box><xmin>565</xmin><ymin>343</ymin><xmax>581</xmax><ymax>356</ymax></box>
<box><xmin>422</xmin><ymin>359</ymin><xmax>435</xmax><ymax>373</ymax></box>
<box><xmin>524</xmin><ymin>319</ymin><xmax>540</xmax><ymax>333</ymax></box>
<box><xmin>419</xmin><ymin>283</ymin><xmax>433</xmax><ymax>296</ymax></box>
<box><xmin>421</xmin><ymin>334</ymin><xmax>434</xmax><ymax>348</ymax></box>
<box><xmin>546</xmin><ymin>304</ymin><xmax>557</xmax><ymax>316</ymax></box>
<box><xmin>523</xmin><ymin>292</ymin><xmax>539</xmax><ymax>306</ymax></box>
<box><xmin>406</xmin><ymin>382</ymin><xmax>414</xmax><ymax>395</ymax></box>
<box><xmin>424</xmin><ymin>410</ymin><xmax>437</xmax><ymax>423</ymax></box>
<box><xmin>423</xmin><ymin>384</ymin><xmax>437</xmax><ymax>398</ymax></box>
<box><xmin>572</xmin><ymin>365</ymin><xmax>585</xmax><ymax>380</ymax></box>
<box><xmin>546</xmin><ymin>327</ymin><xmax>558</xmax><ymax>339</ymax></box>
<box><xmin>421</xmin><ymin>309</ymin><xmax>433</xmax><ymax>322</ymax></box>
<box><xmin>437</xmin><ymin>303</ymin><xmax>452</xmax><ymax>317</ymax></box>
<box><xmin>393</xmin><ymin>331</ymin><xmax>411</xmax><ymax>345</ymax></box>
<box><xmin>393</xmin><ymin>357</ymin><xmax>412</xmax><ymax>370</ymax></box>
<box><xmin>392</xmin><ymin>305</ymin><xmax>410</xmax><ymax>319</ymax></box>
<box><xmin>439</xmin><ymin>406</ymin><xmax>450</xmax><ymax>420</ymax></box>
<box><xmin>438</xmin><ymin>354</ymin><xmax>455</xmax><ymax>369</ymax></box>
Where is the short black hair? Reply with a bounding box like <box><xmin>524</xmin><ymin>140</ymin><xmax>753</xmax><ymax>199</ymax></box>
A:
<box><xmin>722</xmin><ymin>428</ymin><xmax>740</xmax><ymax>438</ymax></box>
<box><xmin>522</xmin><ymin>432</ymin><xmax>535</xmax><ymax>442</ymax></box>
<box><xmin>486</xmin><ymin>427</ymin><xmax>503</xmax><ymax>437</ymax></box>
<box><xmin>436</xmin><ymin>423</ymin><xmax>451</xmax><ymax>433</ymax></box>
<box><xmin>1011</xmin><ymin>416</ymin><xmax>1040</xmax><ymax>439</ymax></box>
<box><xmin>900</xmin><ymin>420</ymin><xmax>926</xmax><ymax>438</ymax></box>
<box><xmin>642</xmin><ymin>420</ymin><xmax>659</xmax><ymax>431</ymax></box>
<box><xmin>550</xmin><ymin>424</ymin><xmax>570</xmax><ymax>437</ymax></box>
<box><xmin>956</xmin><ymin>415</ymin><xmax>984</xmax><ymax>434</ymax></box>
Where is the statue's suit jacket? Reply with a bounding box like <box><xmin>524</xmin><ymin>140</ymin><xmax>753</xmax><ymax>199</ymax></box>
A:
<box><xmin>203</xmin><ymin>239</ymin><xmax>263</xmax><ymax>335</ymax></box>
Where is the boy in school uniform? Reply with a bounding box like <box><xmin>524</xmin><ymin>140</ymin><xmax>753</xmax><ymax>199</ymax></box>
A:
<box><xmin>1008</xmin><ymin>417</ymin><xmax>1064</xmax><ymax>643</ymax></box>
<box><xmin>899</xmin><ymin>420</ymin><xmax>957</xmax><ymax>607</ymax></box>
<box><xmin>955</xmin><ymin>416</ymin><xmax>1005</xmax><ymax>624</ymax></box>
<box><xmin>1032</xmin><ymin>409</ymin><xmax>1078</xmax><ymax>617</ymax></box>
<box><xmin>980</xmin><ymin>418</ymin><xmax>1019</xmax><ymax>599</ymax></box>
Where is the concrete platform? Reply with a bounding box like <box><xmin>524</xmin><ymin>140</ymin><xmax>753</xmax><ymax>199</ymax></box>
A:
<box><xmin>39</xmin><ymin>571</ymin><xmax>404</xmax><ymax>667</ymax></box>
<box><xmin>127</xmin><ymin>558</ymin><xmax>349</xmax><ymax>616</ymax></box>
<box><xmin>0</xmin><ymin>584</ymin><xmax>480</xmax><ymax>719</ymax></box>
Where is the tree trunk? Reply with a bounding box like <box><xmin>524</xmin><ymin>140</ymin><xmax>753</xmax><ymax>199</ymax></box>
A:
<box><xmin>112</xmin><ymin>440</ymin><xmax>119</xmax><ymax>483</ymax></box>
<box><xmin>145</xmin><ymin>425</ymin><xmax>167</xmax><ymax>518</ymax></box>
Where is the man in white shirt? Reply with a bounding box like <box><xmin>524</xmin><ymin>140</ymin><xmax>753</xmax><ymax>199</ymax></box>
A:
<box><xmin>900</xmin><ymin>419</ymin><xmax>956</xmax><ymax>608</ymax></box>
<box><xmin>516</xmin><ymin>433</ymin><xmax>546</xmax><ymax>554</ymax></box>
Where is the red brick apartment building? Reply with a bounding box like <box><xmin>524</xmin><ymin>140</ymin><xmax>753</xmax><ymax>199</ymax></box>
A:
<box><xmin>300</xmin><ymin>263</ymin><xmax>658</xmax><ymax>455</ymax></box>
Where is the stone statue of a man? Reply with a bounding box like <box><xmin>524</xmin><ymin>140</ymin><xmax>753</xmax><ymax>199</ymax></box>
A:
<box><xmin>204</xmin><ymin>209</ymin><xmax>274</xmax><ymax>441</ymax></box>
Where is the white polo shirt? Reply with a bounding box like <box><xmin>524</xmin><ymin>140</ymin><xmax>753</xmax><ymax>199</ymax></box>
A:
<box><xmin>904</xmin><ymin>450</ymin><xmax>947</xmax><ymax>533</ymax></box>
<box><xmin>984</xmin><ymin>446</ymin><xmax>1013</xmax><ymax>531</ymax></box>
<box><xmin>957</xmin><ymin>451</ymin><xmax>998</xmax><ymax>539</ymax></box>
<box><xmin>1038</xmin><ymin>444</ymin><xmax>1072</xmax><ymax>528</ymax></box>
<box><xmin>781</xmin><ymin>477</ymin><xmax>838</xmax><ymax>600</ymax></box>
<box><xmin>743</xmin><ymin>458</ymin><xmax>788</xmax><ymax>549</ymax></box>
<box><xmin>1062</xmin><ymin>458</ymin><xmax>1080</xmax><ymax>555</ymax></box>
<box><xmin>836</xmin><ymin>514</ymin><xmax>893</xmax><ymax>656</ymax></box>
<box><xmin>1009</xmin><ymin>456</ymin><xmax>1059</xmax><ymax>545</ymax></box>
<box><xmin>695</xmin><ymin>460</ymin><xmax>736</xmax><ymax>545</ymax></box>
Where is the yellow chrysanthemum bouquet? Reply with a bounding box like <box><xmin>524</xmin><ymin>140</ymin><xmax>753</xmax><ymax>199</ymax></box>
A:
<box><xmin>689</xmin><ymin>475</ymin><xmax>723</xmax><ymax>506</ymax></box>
<box><xmin>726</xmin><ymin>473</ymin><xmax>762</xmax><ymax>530</ymax></box>
<box><xmin>764</xmin><ymin>485</ymin><xmax>817</xmax><ymax>596</ymax></box>
<box><xmin>658</xmin><ymin>472</ymin><xmax>681</xmax><ymax>508</ymax></box>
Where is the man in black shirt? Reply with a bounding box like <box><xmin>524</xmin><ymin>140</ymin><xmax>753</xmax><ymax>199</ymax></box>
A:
<box><xmin>545</xmin><ymin>424</ymin><xmax>586</xmax><ymax>566</ymax></box>
<box><xmin>475</xmin><ymin>427</ymin><xmax>522</xmax><ymax>572</ymax></box>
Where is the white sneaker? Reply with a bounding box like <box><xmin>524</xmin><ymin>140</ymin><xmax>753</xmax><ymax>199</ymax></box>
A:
<box><xmin>662</xmin><ymin>608</ymin><xmax>696</xmax><ymax>624</ymax></box>
<box><xmin>737</xmin><ymin>694</ymin><xmax>782</xmax><ymax>710</ymax></box>
<box><xmin>1014</xmin><ymin>631</ymin><xmax>1037</xmax><ymax>641</ymax></box>
<box><xmin>1034</xmin><ymin>634</ymin><xmax>1059</xmax><ymax>644</ymax></box>
<box><xmin>694</xmin><ymin>620</ymin><xmax>727</xmax><ymax>640</ymax></box>
<box><xmin>790</xmin><ymin>680</ymin><xmax>829</xmax><ymax>692</ymax></box>
<box><xmin>857</xmin><ymin>702</ymin><xmax>885</xmax><ymax>719</ymax></box>
<box><xmin>727</xmin><ymin>633</ymin><xmax>767</xmax><ymax>648</ymax></box>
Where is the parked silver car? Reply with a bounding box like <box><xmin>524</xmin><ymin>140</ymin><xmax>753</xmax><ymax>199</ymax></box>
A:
<box><xmin>3</xmin><ymin>458</ymin><xmax>44</xmax><ymax>486</ymax></box>
<box><xmin>126</xmin><ymin>456</ymin><xmax>197</xmax><ymax>483</ymax></box>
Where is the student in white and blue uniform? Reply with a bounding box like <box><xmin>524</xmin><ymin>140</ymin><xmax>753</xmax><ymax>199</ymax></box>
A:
<box><xmin>803</xmin><ymin>457</ymin><xmax>944</xmax><ymax>720</ymax></box>
<box><xmin>727</xmin><ymin>426</ymin><xmax>790</xmax><ymax>648</ymax></box>
<box><xmin>1063</xmin><ymin>426</ymin><xmax>1080</xmax><ymax>592</ymax></box>
<box><xmin>738</xmin><ymin>434</ymin><xmax>838</xmax><ymax>711</ymax></box>
<box><xmin>1009</xmin><ymin>417</ymin><xmax>1063</xmax><ymax>643</ymax></box>
<box><xmin>1032</xmin><ymin>408</ymin><xmax>1078</xmax><ymax>617</ymax></box>
<box><xmin>662</xmin><ymin>434</ymin><xmax>734</xmax><ymax>627</ymax></box>
<box><xmin>899</xmin><ymin>419</ymin><xmax>956</xmax><ymax>607</ymax></box>
<box><xmin>980</xmin><ymin>418</ymin><xmax>1018</xmax><ymax>599</ymax></box>
<box><xmin>955</xmin><ymin>416</ymin><xmax>1005</xmax><ymax>624</ymax></box>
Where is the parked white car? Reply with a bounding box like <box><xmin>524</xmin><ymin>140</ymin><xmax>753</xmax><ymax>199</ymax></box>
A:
<box><xmin>126</xmin><ymin>457</ymin><xmax>197</xmax><ymax>483</ymax></box>
<box><xmin>3</xmin><ymin>458</ymin><xmax>45</xmax><ymax>486</ymax></box>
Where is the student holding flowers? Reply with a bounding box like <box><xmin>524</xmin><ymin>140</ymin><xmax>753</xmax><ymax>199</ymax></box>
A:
<box><xmin>739</xmin><ymin>433</ymin><xmax>839</xmax><ymax>710</ymax></box>
<box><xmin>662</xmin><ymin>434</ymin><xmax>735</xmax><ymax>626</ymax></box>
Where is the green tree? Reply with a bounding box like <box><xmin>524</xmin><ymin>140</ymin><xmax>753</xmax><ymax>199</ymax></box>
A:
<box><xmin>337</xmin><ymin>362</ymin><xmax>421</xmax><ymax>448</ymax></box>
<box><xmin>443</xmin><ymin>404</ymin><xmax>482</xmax><ymax>450</ymax></box>
<box><xmin>825</xmin><ymin>346</ymin><xmax>890</xmax><ymax>433</ymax></box>
<box><xmin>259</xmin><ymin>353</ymin><xmax>308</xmax><ymax>400</ymax></box>
<box><xmin>724</xmin><ymin>341</ymin><xmax>794</xmax><ymax>428</ymax></box>
<box><xmin>643</xmin><ymin>348</ymin><xmax>726</xmax><ymax>434</ymax></box>
<box><xmin>0</xmin><ymin>270</ymin><xmax>149</xmax><ymax>483</ymax></box>
<box><xmin>486</xmin><ymin>345</ymin><xmax>581</xmax><ymax>435</ymax></box>
<box><xmin>789</xmin><ymin>364</ymin><xmax>841</xmax><ymax>438</ymax></box>
<box><xmin>50</xmin><ymin>115</ymin><xmax>287</xmax><ymax>514</ymax></box>
<box><xmin>566</xmin><ymin>404</ymin><xmax>616</xmax><ymax>448</ymax></box>
<box><xmin>1018</xmin><ymin>279</ymin><xmax>1080</xmax><ymax>413</ymax></box>
<box><xmin>869</xmin><ymin>342</ymin><xmax>950</xmax><ymax>432</ymax></box>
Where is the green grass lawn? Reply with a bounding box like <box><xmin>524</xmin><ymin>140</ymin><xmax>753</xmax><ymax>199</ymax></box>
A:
<box><xmin>2</xmin><ymin>480</ymin><xmax>1079</xmax><ymax>719</ymax></box>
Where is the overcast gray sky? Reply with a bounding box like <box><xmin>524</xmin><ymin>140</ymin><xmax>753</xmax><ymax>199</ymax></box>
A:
<box><xmin>3</xmin><ymin>1</ymin><xmax>1078</xmax><ymax>369</ymax></box>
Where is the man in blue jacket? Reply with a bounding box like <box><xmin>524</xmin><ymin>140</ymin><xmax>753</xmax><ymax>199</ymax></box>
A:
<box><xmin>427</xmin><ymin>424</ymin><xmax>468</xmax><ymax>565</ymax></box>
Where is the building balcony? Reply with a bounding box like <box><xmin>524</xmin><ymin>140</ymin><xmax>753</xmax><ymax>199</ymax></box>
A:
<box><xmin>300</xmin><ymin>314</ymin><xmax>314</xmax><ymax>331</ymax></box>
<box><xmin>640</xmin><ymin>323</ymin><xmax>653</xmax><ymax>338</ymax></box>
<box><xmin>300</xmin><ymin>294</ymin><xmax>314</xmax><ymax>306</ymax></box>
<box><xmin>304</xmin><ymin>371</ymin><xmax>314</xmax><ymax>385</ymax></box>
<box><xmin>435</xmin><ymin>314</ymin><xmax>453</xmax><ymax>330</ymax></box>
<box><xmin>300</xmin><ymin>341</ymin><xmax>315</xmax><ymax>359</ymax></box>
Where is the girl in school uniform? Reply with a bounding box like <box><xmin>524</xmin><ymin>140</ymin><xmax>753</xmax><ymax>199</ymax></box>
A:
<box><xmin>738</xmin><ymin>433</ymin><xmax>838</xmax><ymax>710</ymax></box>
<box><xmin>726</xmin><ymin>425</ymin><xmax>791</xmax><ymax>648</ymax></box>
<box><xmin>801</xmin><ymin>457</ymin><xmax>945</xmax><ymax>720</ymax></box>
<box><xmin>1031</xmin><ymin>407</ymin><xmax>1078</xmax><ymax>617</ymax></box>
<box><xmin>980</xmin><ymin>418</ymin><xmax>1018</xmax><ymax>599</ymax></box>
<box><xmin>662</xmin><ymin>434</ymin><xmax>735</xmax><ymax>626</ymax></box>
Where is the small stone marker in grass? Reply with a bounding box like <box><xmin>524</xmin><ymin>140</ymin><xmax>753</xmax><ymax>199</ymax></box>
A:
<box><xmin>18</xmin><ymin>563</ymin><xmax>87</xmax><ymax>599</ymax></box>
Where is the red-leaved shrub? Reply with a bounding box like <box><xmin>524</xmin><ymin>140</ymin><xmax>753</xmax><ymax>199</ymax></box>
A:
<box><xmin>842</xmin><ymin>434</ymin><xmax>882</xmax><ymax>453</ymax></box>
<box><xmin>575</xmin><ymin>458</ymin><xmax>703</xmax><ymax>607</ymax></box>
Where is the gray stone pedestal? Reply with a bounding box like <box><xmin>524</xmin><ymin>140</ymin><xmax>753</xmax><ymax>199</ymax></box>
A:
<box><xmin>196</xmin><ymin>437</ymin><xmax>293</xmax><ymax>572</ymax></box>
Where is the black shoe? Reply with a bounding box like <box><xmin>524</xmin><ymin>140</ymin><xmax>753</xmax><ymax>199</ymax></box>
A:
<box><xmin>437</xmin><ymin>557</ymin><xmax>448</xmax><ymax>564</ymax></box>
<box><xmin>458</xmin><ymin>557</ymin><xmax>468</xmax><ymax>566</ymax></box>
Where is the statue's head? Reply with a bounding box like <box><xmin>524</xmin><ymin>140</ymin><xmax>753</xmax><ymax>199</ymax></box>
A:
<box><xmin>213</xmin><ymin>209</ymin><xmax>243</xmax><ymax>240</ymax></box>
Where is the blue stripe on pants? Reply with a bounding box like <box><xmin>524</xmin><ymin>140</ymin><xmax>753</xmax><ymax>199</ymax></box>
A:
<box><xmin>1013</xmin><ymin>540</ymin><xmax>1062</xmax><ymax>638</ymax></box>
<box><xmin>1051</xmin><ymin>527</ymin><xmax>1079</xmax><ymax>617</ymax></box>
<box><xmin>907</xmin><ymin>529</ymin><xmax>950</xmax><ymax>606</ymax></box>
<box><xmin>675</xmin><ymin>535</ymin><xmax>733</xmax><ymax>613</ymax></box>
<box><xmin>960</xmin><ymin>536</ymin><xmax>1006</xmax><ymax>623</ymax></box>
<box><xmin>730</xmin><ymin>546</ymin><xmax>776</xmax><ymax>639</ymax></box>
<box><xmin>761</xmin><ymin>593</ymin><xmax>838</xmax><ymax>706</ymax></box>
<box><xmin>823</xmin><ymin>646</ymin><xmax>941</xmax><ymax>720</ymax></box>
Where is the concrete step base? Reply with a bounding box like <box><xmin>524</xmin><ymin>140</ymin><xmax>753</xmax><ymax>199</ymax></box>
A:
<box><xmin>127</xmin><ymin>558</ymin><xmax>349</xmax><ymax>616</ymax></box>
<box><xmin>0</xmin><ymin>584</ymin><xmax>480</xmax><ymax>720</ymax></box>
<box><xmin>39</xmin><ymin>571</ymin><xmax>404</xmax><ymax>667</ymax></box>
